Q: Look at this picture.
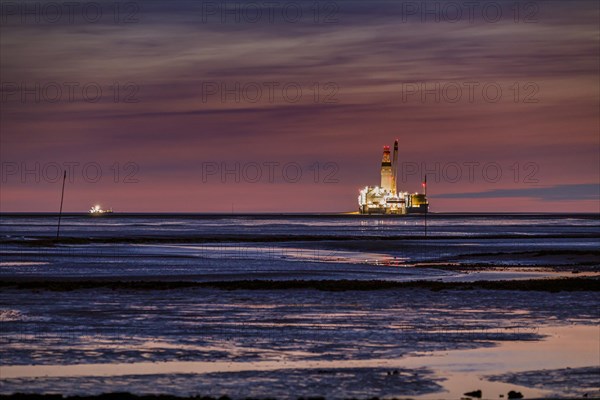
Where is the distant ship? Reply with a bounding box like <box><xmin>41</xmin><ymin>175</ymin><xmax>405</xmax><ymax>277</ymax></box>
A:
<box><xmin>358</xmin><ymin>139</ymin><xmax>429</xmax><ymax>215</ymax></box>
<box><xmin>89</xmin><ymin>205</ymin><xmax>113</xmax><ymax>215</ymax></box>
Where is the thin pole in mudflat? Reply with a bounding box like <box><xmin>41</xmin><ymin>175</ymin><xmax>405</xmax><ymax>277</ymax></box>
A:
<box><xmin>56</xmin><ymin>170</ymin><xmax>66</xmax><ymax>239</ymax></box>
<box><xmin>424</xmin><ymin>174</ymin><xmax>428</xmax><ymax>238</ymax></box>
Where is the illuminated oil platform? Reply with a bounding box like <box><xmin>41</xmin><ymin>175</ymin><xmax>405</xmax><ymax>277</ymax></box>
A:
<box><xmin>358</xmin><ymin>140</ymin><xmax>428</xmax><ymax>214</ymax></box>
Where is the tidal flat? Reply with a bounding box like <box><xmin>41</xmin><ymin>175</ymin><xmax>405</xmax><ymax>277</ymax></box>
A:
<box><xmin>1</xmin><ymin>214</ymin><xmax>598</xmax><ymax>398</ymax></box>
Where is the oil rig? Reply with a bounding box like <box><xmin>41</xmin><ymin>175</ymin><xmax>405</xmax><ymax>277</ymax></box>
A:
<box><xmin>358</xmin><ymin>140</ymin><xmax>428</xmax><ymax>214</ymax></box>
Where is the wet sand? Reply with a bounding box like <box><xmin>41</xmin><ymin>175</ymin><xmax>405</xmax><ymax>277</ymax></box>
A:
<box><xmin>1</xmin><ymin>283</ymin><xmax>599</xmax><ymax>398</ymax></box>
<box><xmin>1</xmin><ymin>214</ymin><xmax>598</xmax><ymax>398</ymax></box>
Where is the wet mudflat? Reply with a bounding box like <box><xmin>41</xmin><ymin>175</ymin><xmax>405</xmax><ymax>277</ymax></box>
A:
<box><xmin>1</xmin><ymin>214</ymin><xmax>598</xmax><ymax>398</ymax></box>
<box><xmin>1</xmin><ymin>285</ymin><xmax>598</xmax><ymax>398</ymax></box>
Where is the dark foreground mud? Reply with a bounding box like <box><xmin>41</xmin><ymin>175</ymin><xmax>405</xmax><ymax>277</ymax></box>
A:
<box><xmin>488</xmin><ymin>366</ymin><xmax>600</xmax><ymax>398</ymax></box>
<box><xmin>1</xmin><ymin>277</ymin><xmax>598</xmax><ymax>292</ymax></box>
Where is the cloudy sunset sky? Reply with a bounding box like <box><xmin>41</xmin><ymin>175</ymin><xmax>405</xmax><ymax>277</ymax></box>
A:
<box><xmin>1</xmin><ymin>0</ymin><xmax>598</xmax><ymax>212</ymax></box>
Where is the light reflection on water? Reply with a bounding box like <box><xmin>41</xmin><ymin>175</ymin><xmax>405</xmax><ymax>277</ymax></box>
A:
<box><xmin>1</xmin><ymin>325</ymin><xmax>597</xmax><ymax>399</ymax></box>
<box><xmin>3</xmin><ymin>240</ymin><xmax>597</xmax><ymax>281</ymax></box>
<box><xmin>1</xmin><ymin>214</ymin><xmax>598</xmax><ymax>397</ymax></box>
<box><xmin>1</xmin><ymin>214</ymin><xmax>598</xmax><ymax>238</ymax></box>
<box><xmin>1</xmin><ymin>214</ymin><xmax>598</xmax><ymax>282</ymax></box>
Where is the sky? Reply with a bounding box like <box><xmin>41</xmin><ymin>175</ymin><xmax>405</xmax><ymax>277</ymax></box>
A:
<box><xmin>1</xmin><ymin>0</ymin><xmax>599</xmax><ymax>212</ymax></box>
